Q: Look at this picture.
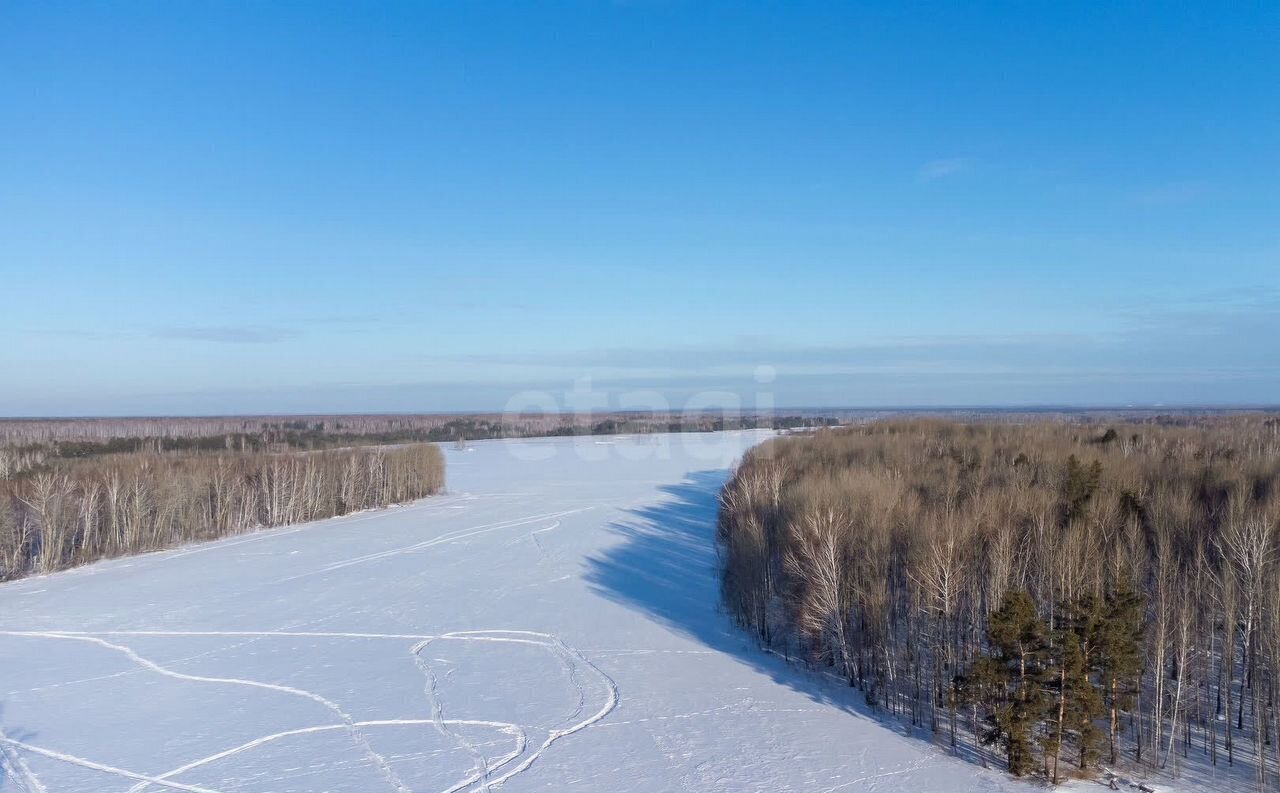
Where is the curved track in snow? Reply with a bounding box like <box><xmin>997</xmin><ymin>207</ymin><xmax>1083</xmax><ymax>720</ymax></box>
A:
<box><xmin>0</xmin><ymin>628</ymin><xmax>615</xmax><ymax>793</ymax></box>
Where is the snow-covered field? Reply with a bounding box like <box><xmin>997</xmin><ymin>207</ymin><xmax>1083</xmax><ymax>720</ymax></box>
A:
<box><xmin>2</xmin><ymin>431</ymin><xmax>1044</xmax><ymax>793</ymax></box>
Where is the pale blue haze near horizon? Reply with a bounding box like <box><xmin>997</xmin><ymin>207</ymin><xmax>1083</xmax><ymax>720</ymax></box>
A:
<box><xmin>2</xmin><ymin>2</ymin><xmax>1277</xmax><ymax>416</ymax></box>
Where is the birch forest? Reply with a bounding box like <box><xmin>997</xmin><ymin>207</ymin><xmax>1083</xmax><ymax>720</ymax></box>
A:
<box><xmin>0</xmin><ymin>442</ymin><xmax>444</xmax><ymax>581</ymax></box>
<box><xmin>717</xmin><ymin>417</ymin><xmax>1280</xmax><ymax>788</ymax></box>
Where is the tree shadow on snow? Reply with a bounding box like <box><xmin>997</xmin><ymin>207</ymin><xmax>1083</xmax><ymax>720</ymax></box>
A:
<box><xmin>586</xmin><ymin>469</ymin><xmax>1003</xmax><ymax>768</ymax></box>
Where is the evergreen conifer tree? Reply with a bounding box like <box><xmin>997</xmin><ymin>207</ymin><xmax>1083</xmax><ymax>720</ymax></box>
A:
<box><xmin>1099</xmin><ymin>586</ymin><xmax>1144</xmax><ymax>764</ymax></box>
<box><xmin>1046</xmin><ymin>626</ymin><xmax>1106</xmax><ymax>782</ymax></box>
<box><xmin>986</xmin><ymin>590</ymin><xmax>1050</xmax><ymax>776</ymax></box>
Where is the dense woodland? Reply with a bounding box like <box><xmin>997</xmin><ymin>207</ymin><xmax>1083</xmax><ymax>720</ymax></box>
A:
<box><xmin>0</xmin><ymin>443</ymin><xmax>444</xmax><ymax>581</ymax></box>
<box><xmin>717</xmin><ymin>417</ymin><xmax>1280</xmax><ymax>788</ymax></box>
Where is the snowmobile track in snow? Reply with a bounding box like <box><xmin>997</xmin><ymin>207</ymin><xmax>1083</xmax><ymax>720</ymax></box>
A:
<box><xmin>0</xmin><ymin>628</ymin><xmax>618</xmax><ymax>793</ymax></box>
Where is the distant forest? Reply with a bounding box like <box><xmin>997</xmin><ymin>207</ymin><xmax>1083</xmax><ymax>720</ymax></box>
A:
<box><xmin>0</xmin><ymin>410</ymin><xmax>1255</xmax><ymax>479</ymax></box>
<box><xmin>0</xmin><ymin>412</ymin><xmax>835</xmax><ymax>478</ymax></box>
<box><xmin>717</xmin><ymin>417</ymin><xmax>1280</xmax><ymax>788</ymax></box>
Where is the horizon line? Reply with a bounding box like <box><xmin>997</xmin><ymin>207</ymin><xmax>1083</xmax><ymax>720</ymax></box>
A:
<box><xmin>3</xmin><ymin>404</ymin><xmax>1279</xmax><ymax>421</ymax></box>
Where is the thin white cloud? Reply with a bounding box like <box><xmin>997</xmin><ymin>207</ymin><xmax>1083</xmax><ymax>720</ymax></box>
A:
<box><xmin>916</xmin><ymin>158</ymin><xmax>973</xmax><ymax>183</ymax></box>
<box><xmin>153</xmin><ymin>326</ymin><xmax>297</xmax><ymax>344</ymax></box>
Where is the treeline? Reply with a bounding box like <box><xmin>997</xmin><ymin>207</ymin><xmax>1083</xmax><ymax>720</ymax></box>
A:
<box><xmin>0</xmin><ymin>444</ymin><xmax>444</xmax><ymax>581</ymax></box>
<box><xmin>1</xmin><ymin>415</ymin><xmax>487</xmax><ymax>444</ymax></box>
<box><xmin>0</xmin><ymin>414</ymin><xmax>836</xmax><ymax>478</ymax></box>
<box><xmin>717</xmin><ymin>417</ymin><xmax>1280</xmax><ymax>787</ymax></box>
<box><xmin>2</xmin><ymin>409</ymin><xmax>1257</xmax><ymax>446</ymax></box>
<box><xmin>0</xmin><ymin>412</ymin><xmax>838</xmax><ymax>446</ymax></box>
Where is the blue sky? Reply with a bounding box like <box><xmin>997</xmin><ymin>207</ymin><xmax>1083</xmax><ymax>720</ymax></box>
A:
<box><xmin>2</xmin><ymin>2</ymin><xmax>1277</xmax><ymax>415</ymax></box>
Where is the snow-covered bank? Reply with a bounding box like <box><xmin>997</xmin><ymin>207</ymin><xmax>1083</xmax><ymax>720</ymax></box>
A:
<box><xmin>3</xmin><ymin>431</ymin><xmax>1042</xmax><ymax>792</ymax></box>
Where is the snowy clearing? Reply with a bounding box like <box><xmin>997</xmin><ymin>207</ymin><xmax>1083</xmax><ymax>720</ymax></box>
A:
<box><xmin>4</xmin><ymin>431</ymin><xmax>1073</xmax><ymax>792</ymax></box>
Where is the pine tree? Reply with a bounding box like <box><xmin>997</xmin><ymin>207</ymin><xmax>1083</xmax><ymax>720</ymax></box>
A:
<box><xmin>1046</xmin><ymin>627</ymin><xmax>1106</xmax><ymax>783</ymax></box>
<box><xmin>986</xmin><ymin>590</ymin><xmax>1050</xmax><ymax>776</ymax></box>
<box><xmin>1063</xmin><ymin>455</ymin><xmax>1104</xmax><ymax>522</ymax></box>
<box><xmin>1064</xmin><ymin>596</ymin><xmax>1107</xmax><ymax>772</ymax></box>
<box><xmin>1099</xmin><ymin>586</ymin><xmax>1145</xmax><ymax>764</ymax></box>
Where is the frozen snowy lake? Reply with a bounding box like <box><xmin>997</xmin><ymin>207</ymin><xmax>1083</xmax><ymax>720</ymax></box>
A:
<box><xmin>1</xmin><ymin>431</ymin><xmax>1035</xmax><ymax>793</ymax></box>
